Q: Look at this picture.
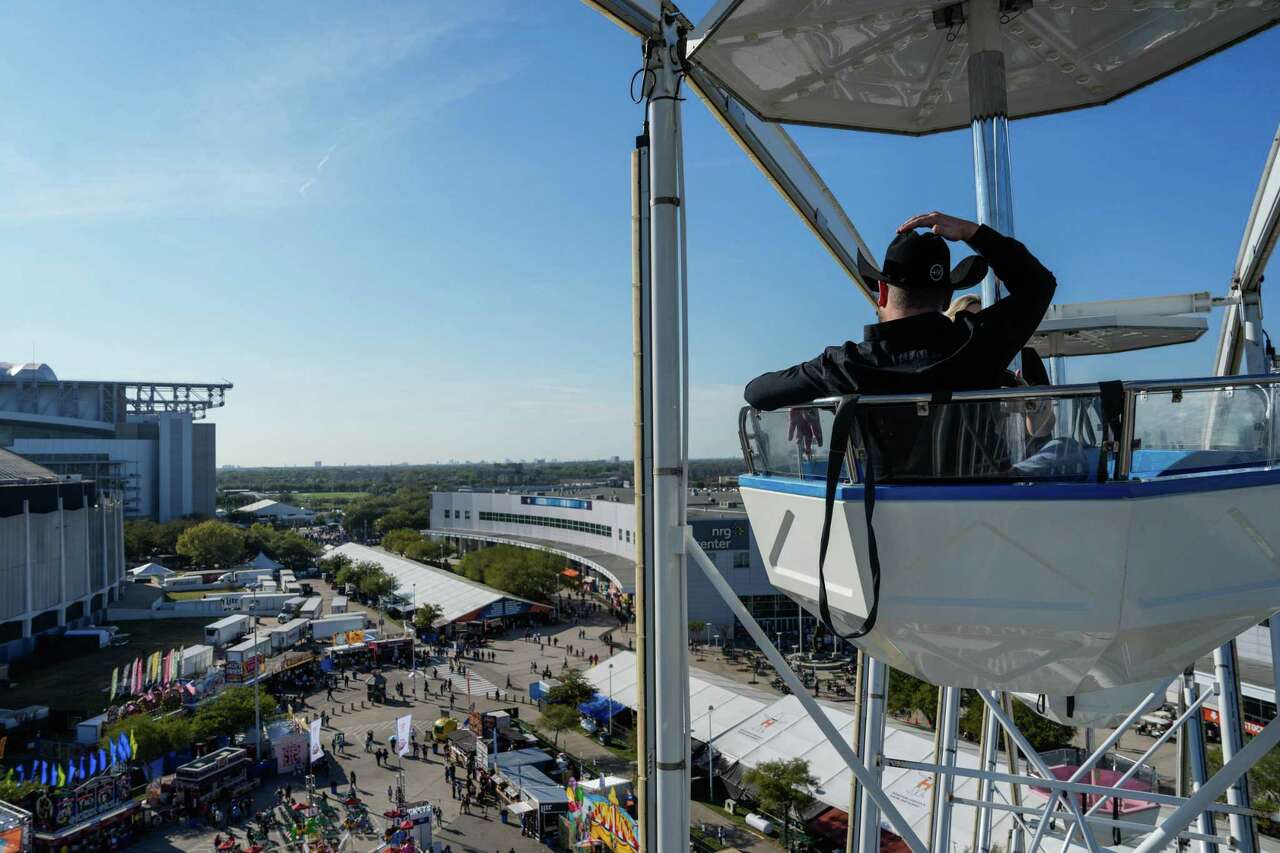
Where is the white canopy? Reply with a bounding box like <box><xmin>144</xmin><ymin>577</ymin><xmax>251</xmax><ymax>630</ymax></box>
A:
<box><xmin>245</xmin><ymin>551</ymin><xmax>282</xmax><ymax>571</ymax></box>
<box><xmin>129</xmin><ymin>562</ymin><xmax>175</xmax><ymax>578</ymax></box>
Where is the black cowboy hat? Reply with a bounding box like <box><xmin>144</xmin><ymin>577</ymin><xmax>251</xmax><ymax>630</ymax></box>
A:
<box><xmin>856</xmin><ymin>230</ymin><xmax>988</xmax><ymax>291</ymax></box>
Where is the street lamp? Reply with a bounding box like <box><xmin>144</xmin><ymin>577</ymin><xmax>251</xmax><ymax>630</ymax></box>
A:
<box><xmin>607</xmin><ymin>662</ymin><xmax>614</xmax><ymax>738</ymax></box>
<box><xmin>707</xmin><ymin>704</ymin><xmax>715</xmax><ymax>801</ymax></box>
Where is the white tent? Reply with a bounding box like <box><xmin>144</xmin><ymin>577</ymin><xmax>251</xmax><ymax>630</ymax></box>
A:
<box><xmin>712</xmin><ymin>694</ymin><xmax>1014</xmax><ymax>849</ymax></box>
<box><xmin>245</xmin><ymin>551</ymin><xmax>282</xmax><ymax>571</ymax></box>
<box><xmin>129</xmin><ymin>562</ymin><xmax>175</xmax><ymax>579</ymax></box>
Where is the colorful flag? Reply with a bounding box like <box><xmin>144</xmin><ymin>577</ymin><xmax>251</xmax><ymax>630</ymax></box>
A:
<box><xmin>89</xmin><ymin>752</ymin><xmax>97</xmax><ymax>776</ymax></box>
<box><xmin>79</xmin><ymin>754</ymin><xmax>87</xmax><ymax>780</ymax></box>
<box><xmin>117</xmin><ymin>732</ymin><xmax>130</xmax><ymax>760</ymax></box>
<box><xmin>128</xmin><ymin>730</ymin><xmax>137</xmax><ymax>759</ymax></box>
<box><xmin>66</xmin><ymin>760</ymin><xmax>76</xmax><ymax>785</ymax></box>
<box><xmin>56</xmin><ymin>764</ymin><xmax>65</xmax><ymax>788</ymax></box>
<box><xmin>109</xmin><ymin>666</ymin><xmax>119</xmax><ymax>701</ymax></box>
<box><xmin>108</xmin><ymin>740</ymin><xmax>118</xmax><ymax>766</ymax></box>
<box><xmin>16</xmin><ymin>765</ymin><xmax>24</xmax><ymax>783</ymax></box>
<box><xmin>98</xmin><ymin>748</ymin><xmax>107</xmax><ymax>771</ymax></box>
<box><xmin>0</xmin><ymin>735</ymin><xmax>6</xmax><ymax>759</ymax></box>
<box><xmin>39</xmin><ymin>762</ymin><xmax>47</xmax><ymax>786</ymax></box>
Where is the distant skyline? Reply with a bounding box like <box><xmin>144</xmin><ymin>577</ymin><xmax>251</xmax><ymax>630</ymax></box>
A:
<box><xmin>4</xmin><ymin>2</ymin><xmax>1277</xmax><ymax>466</ymax></box>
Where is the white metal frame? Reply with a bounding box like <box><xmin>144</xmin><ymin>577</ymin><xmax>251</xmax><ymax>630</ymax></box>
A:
<box><xmin>584</xmin><ymin>2</ymin><xmax>1280</xmax><ymax>851</ymax></box>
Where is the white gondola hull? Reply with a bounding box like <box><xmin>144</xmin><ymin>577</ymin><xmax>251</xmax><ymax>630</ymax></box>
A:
<box><xmin>741</xmin><ymin>473</ymin><xmax>1280</xmax><ymax>694</ymax></box>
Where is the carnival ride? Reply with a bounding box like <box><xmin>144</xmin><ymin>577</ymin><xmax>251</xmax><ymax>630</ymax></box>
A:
<box><xmin>581</xmin><ymin>0</ymin><xmax>1280</xmax><ymax>850</ymax></box>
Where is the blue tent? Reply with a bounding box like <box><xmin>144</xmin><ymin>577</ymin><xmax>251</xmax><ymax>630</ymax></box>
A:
<box><xmin>577</xmin><ymin>693</ymin><xmax>628</xmax><ymax>724</ymax></box>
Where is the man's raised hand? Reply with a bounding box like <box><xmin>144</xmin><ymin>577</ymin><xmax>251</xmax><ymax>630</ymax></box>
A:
<box><xmin>898</xmin><ymin>211</ymin><xmax>979</xmax><ymax>242</ymax></box>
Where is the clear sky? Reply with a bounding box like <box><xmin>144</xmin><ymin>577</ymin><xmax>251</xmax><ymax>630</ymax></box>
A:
<box><xmin>3</xmin><ymin>2</ymin><xmax>1277</xmax><ymax>465</ymax></box>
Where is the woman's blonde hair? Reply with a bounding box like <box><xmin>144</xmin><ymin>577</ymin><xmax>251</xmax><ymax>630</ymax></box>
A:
<box><xmin>944</xmin><ymin>294</ymin><xmax>982</xmax><ymax>320</ymax></box>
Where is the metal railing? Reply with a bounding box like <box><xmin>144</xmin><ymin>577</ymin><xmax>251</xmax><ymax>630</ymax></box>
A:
<box><xmin>739</xmin><ymin>373</ymin><xmax>1280</xmax><ymax>484</ymax></box>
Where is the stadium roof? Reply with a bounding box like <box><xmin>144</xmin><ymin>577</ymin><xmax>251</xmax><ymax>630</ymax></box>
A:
<box><xmin>327</xmin><ymin>543</ymin><xmax>549</xmax><ymax>626</ymax></box>
<box><xmin>0</xmin><ymin>449</ymin><xmax>60</xmax><ymax>484</ymax></box>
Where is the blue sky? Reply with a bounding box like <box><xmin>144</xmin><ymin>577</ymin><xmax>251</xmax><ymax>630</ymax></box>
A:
<box><xmin>3</xmin><ymin>2</ymin><xmax>1277</xmax><ymax>465</ymax></box>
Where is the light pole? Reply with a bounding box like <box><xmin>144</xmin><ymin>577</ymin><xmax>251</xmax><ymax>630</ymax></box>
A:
<box><xmin>707</xmin><ymin>704</ymin><xmax>715</xmax><ymax>801</ymax></box>
<box><xmin>252</xmin><ymin>582</ymin><xmax>261</xmax><ymax>749</ymax></box>
<box><xmin>608</xmin><ymin>663</ymin><xmax>615</xmax><ymax>738</ymax></box>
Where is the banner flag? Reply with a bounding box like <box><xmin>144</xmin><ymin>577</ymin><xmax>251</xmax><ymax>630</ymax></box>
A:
<box><xmin>66</xmin><ymin>761</ymin><xmax>75</xmax><ymax>785</ymax></box>
<box><xmin>309</xmin><ymin>718</ymin><xmax>323</xmax><ymax>763</ymax></box>
<box><xmin>109</xmin><ymin>667</ymin><xmax>118</xmax><ymax>701</ymax></box>
<box><xmin>396</xmin><ymin>714</ymin><xmax>412</xmax><ymax>757</ymax></box>
<box><xmin>128</xmin><ymin>730</ymin><xmax>137</xmax><ymax>759</ymax></box>
<box><xmin>56</xmin><ymin>764</ymin><xmax>65</xmax><ymax>788</ymax></box>
<box><xmin>89</xmin><ymin>752</ymin><xmax>97</xmax><ymax>776</ymax></box>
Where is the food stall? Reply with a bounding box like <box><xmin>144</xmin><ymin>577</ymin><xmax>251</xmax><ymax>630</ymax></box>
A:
<box><xmin>173</xmin><ymin>747</ymin><xmax>253</xmax><ymax>811</ymax></box>
<box><xmin>26</xmin><ymin>771</ymin><xmax>142</xmax><ymax>852</ymax></box>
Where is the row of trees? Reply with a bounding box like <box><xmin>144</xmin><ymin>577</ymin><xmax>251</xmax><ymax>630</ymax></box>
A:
<box><xmin>172</xmin><ymin>520</ymin><xmax>321</xmax><ymax>571</ymax></box>
<box><xmin>342</xmin><ymin>488</ymin><xmax>431</xmax><ymax>537</ymax></box>
<box><xmin>381</xmin><ymin>528</ymin><xmax>452</xmax><ymax>563</ymax></box>
<box><xmin>538</xmin><ymin>669</ymin><xmax>598</xmax><ymax>747</ymax></box>
<box><xmin>887</xmin><ymin>669</ymin><xmax>1075</xmax><ymax>753</ymax></box>
<box><xmin>102</xmin><ymin>687</ymin><xmax>279</xmax><ymax>764</ymax></box>
<box><xmin>456</xmin><ymin>545</ymin><xmax>563</xmax><ymax>603</ymax></box>
<box><xmin>216</xmin><ymin>459</ymin><xmax>745</xmax><ymax>496</ymax></box>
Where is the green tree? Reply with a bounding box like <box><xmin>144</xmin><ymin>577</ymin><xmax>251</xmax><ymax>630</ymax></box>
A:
<box><xmin>1208</xmin><ymin>743</ymin><xmax>1280</xmax><ymax>835</ymax></box>
<box><xmin>176</xmin><ymin>520</ymin><xmax>246</xmax><ymax>569</ymax></box>
<box><xmin>357</xmin><ymin>566</ymin><xmax>400</xmax><ymax>601</ymax></box>
<box><xmin>887</xmin><ymin>669</ymin><xmax>940</xmax><ymax>728</ymax></box>
<box><xmin>546</xmin><ymin>669</ymin><xmax>596</xmax><ymax>708</ymax></box>
<box><xmin>242</xmin><ymin>523</ymin><xmax>277</xmax><ymax>559</ymax></box>
<box><xmin>382</xmin><ymin>528</ymin><xmax>424</xmax><ymax>556</ymax></box>
<box><xmin>457</xmin><ymin>545</ymin><xmax>563</xmax><ymax>602</ymax></box>
<box><xmin>320</xmin><ymin>553</ymin><xmax>352</xmax><ymax>582</ymax></box>
<box><xmin>743</xmin><ymin>758</ymin><xmax>818</xmax><ymax>849</ymax></box>
<box><xmin>190</xmin><ymin>687</ymin><xmax>278</xmax><ymax>742</ymax></box>
<box><xmin>541</xmin><ymin>703</ymin><xmax>581</xmax><ymax>748</ymax></box>
<box><xmin>272</xmin><ymin>531</ymin><xmax>321</xmax><ymax>571</ymax></box>
<box><xmin>956</xmin><ymin>694</ymin><xmax>1075</xmax><ymax>752</ymax></box>
<box><xmin>413</xmin><ymin>603</ymin><xmax>445</xmax><ymax>632</ymax></box>
<box><xmin>0</xmin><ymin>777</ymin><xmax>43</xmax><ymax>805</ymax></box>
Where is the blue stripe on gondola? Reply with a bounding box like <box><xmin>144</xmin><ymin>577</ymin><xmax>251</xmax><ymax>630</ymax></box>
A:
<box><xmin>739</xmin><ymin>467</ymin><xmax>1280</xmax><ymax>501</ymax></box>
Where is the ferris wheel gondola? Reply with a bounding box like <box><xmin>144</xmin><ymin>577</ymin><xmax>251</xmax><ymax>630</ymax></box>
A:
<box><xmin>739</xmin><ymin>375</ymin><xmax>1280</xmax><ymax>695</ymax></box>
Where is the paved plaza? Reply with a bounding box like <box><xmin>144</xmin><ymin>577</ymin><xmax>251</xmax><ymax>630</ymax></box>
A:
<box><xmin>134</xmin><ymin>594</ymin><xmax>782</xmax><ymax>852</ymax></box>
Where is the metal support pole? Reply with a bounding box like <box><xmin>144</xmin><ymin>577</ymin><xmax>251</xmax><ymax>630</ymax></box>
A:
<box><xmin>976</xmin><ymin>691</ymin><xmax>1103</xmax><ymax>853</ymax></box>
<box><xmin>858</xmin><ymin>659</ymin><xmax>889</xmax><ymax>853</ymax></box>
<box><xmin>973</xmin><ymin>700</ymin><xmax>1001</xmax><ymax>853</ymax></box>
<box><xmin>1134</xmin><ymin>713</ymin><xmax>1280</xmax><ymax>853</ymax></box>
<box><xmin>648</xmin><ymin>18</ymin><xmax>691</xmax><ymax>847</ymax></box>
<box><xmin>1003</xmin><ymin>693</ymin><xmax>1026</xmax><ymax>853</ymax></box>
<box><xmin>707</xmin><ymin>704</ymin><xmax>715</xmax><ymax>802</ymax></box>
<box><xmin>932</xmin><ymin>687</ymin><xmax>962</xmax><ymax>852</ymax></box>
<box><xmin>846</xmin><ymin>651</ymin><xmax>865</xmax><ymax>853</ymax></box>
<box><xmin>1213</xmin><ymin>641</ymin><xmax>1258</xmax><ymax>853</ymax></box>
<box><xmin>631</xmin><ymin>127</ymin><xmax>654</xmax><ymax>852</ymax></box>
<box><xmin>968</xmin><ymin>0</ymin><xmax>1014</xmax><ymax>310</ymax></box>
<box><xmin>685</xmin><ymin>536</ymin><xmax>927</xmax><ymax>852</ymax></box>
<box><xmin>1182</xmin><ymin>671</ymin><xmax>1220</xmax><ymax>853</ymax></box>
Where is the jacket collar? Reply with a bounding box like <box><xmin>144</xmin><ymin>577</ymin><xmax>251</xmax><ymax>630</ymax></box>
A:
<box><xmin>862</xmin><ymin>311</ymin><xmax>953</xmax><ymax>346</ymax></box>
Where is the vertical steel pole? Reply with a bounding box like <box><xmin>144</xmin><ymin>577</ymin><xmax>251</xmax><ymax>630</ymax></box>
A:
<box><xmin>648</xmin><ymin>15</ymin><xmax>691</xmax><ymax>850</ymax></box>
<box><xmin>1182</xmin><ymin>671</ymin><xmax>1220</xmax><ymax>853</ymax></box>
<box><xmin>857</xmin><ymin>659</ymin><xmax>889</xmax><ymax>853</ymax></box>
<box><xmin>847</xmin><ymin>651</ymin><xmax>866</xmax><ymax>853</ymax></box>
<box><xmin>933</xmin><ymin>686</ymin><xmax>962</xmax><ymax>852</ymax></box>
<box><xmin>632</xmin><ymin>133</ymin><xmax>655</xmax><ymax>851</ymax></box>
<box><xmin>1213</xmin><ymin>642</ymin><xmax>1258</xmax><ymax>853</ymax></box>
<box><xmin>968</xmin><ymin>0</ymin><xmax>1015</xmax><ymax>311</ymax></box>
<box><xmin>973</xmin><ymin>701</ymin><xmax>1001</xmax><ymax>852</ymax></box>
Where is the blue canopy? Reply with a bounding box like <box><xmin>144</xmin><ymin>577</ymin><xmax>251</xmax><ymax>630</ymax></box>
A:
<box><xmin>577</xmin><ymin>693</ymin><xmax>628</xmax><ymax>724</ymax></box>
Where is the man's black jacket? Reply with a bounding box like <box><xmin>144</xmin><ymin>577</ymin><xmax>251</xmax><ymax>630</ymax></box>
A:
<box><xmin>744</xmin><ymin>225</ymin><xmax>1057</xmax><ymax>410</ymax></box>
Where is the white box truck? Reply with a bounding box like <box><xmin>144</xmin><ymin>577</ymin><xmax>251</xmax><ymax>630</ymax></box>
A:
<box><xmin>310</xmin><ymin>614</ymin><xmax>365</xmax><ymax>643</ymax></box>
<box><xmin>205</xmin><ymin>615</ymin><xmax>252</xmax><ymax>648</ymax></box>
<box><xmin>180</xmin><ymin>644</ymin><xmax>214</xmax><ymax>677</ymax></box>
<box><xmin>269</xmin><ymin>618</ymin><xmax>310</xmax><ymax>651</ymax></box>
<box><xmin>299</xmin><ymin>597</ymin><xmax>324</xmax><ymax>620</ymax></box>
<box><xmin>225</xmin><ymin>635</ymin><xmax>272</xmax><ymax>681</ymax></box>
<box><xmin>278</xmin><ymin>596</ymin><xmax>306</xmax><ymax>622</ymax></box>
<box><xmin>330</xmin><ymin>596</ymin><xmax>348</xmax><ymax>614</ymax></box>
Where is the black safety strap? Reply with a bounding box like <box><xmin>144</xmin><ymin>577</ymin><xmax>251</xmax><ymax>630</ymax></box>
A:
<box><xmin>1066</xmin><ymin>695</ymin><xmax>1076</xmax><ymax>718</ymax></box>
<box><xmin>817</xmin><ymin>397</ymin><xmax>882</xmax><ymax>641</ymax></box>
<box><xmin>1096</xmin><ymin>380</ymin><xmax>1126</xmax><ymax>483</ymax></box>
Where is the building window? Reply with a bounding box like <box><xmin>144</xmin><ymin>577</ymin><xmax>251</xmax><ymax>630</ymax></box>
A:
<box><xmin>465</xmin><ymin>510</ymin><xmax>471</xmax><ymax>520</ymax></box>
<box><xmin>733</xmin><ymin>552</ymin><xmax>750</xmax><ymax>568</ymax></box>
<box><xmin>476</xmin><ymin>510</ymin><xmax>612</xmax><ymax>539</ymax></box>
<box><xmin>443</xmin><ymin>509</ymin><xmax>451</xmax><ymax>520</ymax></box>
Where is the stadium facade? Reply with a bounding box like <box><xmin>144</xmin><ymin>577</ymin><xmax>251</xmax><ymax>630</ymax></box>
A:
<box><xmin>0</xmin><ymin>362</ymin><xmax>229</xmax><ymax>520</ymax></box>
<box><xmin>0</xmin><ymin>449</ymin><xmax>125</xmax><ymax>663</ymax></box>
<box><xmin>429</xmin><ymin>487</ymin><xmax>816</xmax><ymax>644</ymax></box>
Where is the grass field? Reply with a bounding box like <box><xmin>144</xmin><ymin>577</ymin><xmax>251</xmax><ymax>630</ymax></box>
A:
<box><xmin>293</xmin><ymin>491</ymin><xmax>368</xmax><ymax>510</ymax></box>
<box><xmin>164</xmin><ymin>589</ymin><xmax>224</xmax><ymax>601</ymax></box>
<box><xmin>3</xmin><ymin>619</ymin><xmax>212</xmax><ymax>715</ymax></box>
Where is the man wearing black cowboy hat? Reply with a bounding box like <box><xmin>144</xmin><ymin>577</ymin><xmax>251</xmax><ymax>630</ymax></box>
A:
<box><xmin>744</xmin><ymin>211</ymin><xmax>1055</xmax><ymax>410</ymax></box>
